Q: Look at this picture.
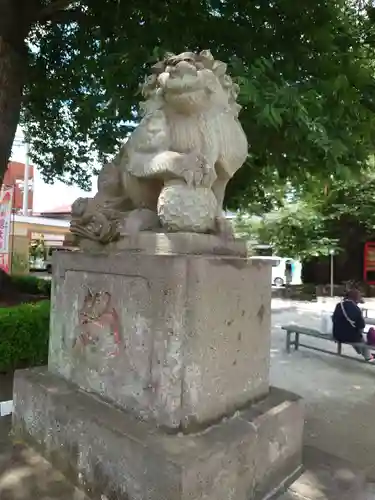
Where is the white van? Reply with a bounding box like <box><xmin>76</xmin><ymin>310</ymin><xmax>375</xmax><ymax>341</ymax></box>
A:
<box><xmin>255</xmin><ymin>256</ymin><xmax>302</xmax><ymax>286</ymax></box>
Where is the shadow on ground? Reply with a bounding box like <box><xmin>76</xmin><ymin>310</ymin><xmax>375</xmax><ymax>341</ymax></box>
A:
<box><xmin>1</xmin><ymin>307</ymin><xmax>375</xmax><ymax>498</ymax></box>
<box><xmin>271</xmin><ymin>309</ymin><xmax>375</xmax><ymax>481</ymax></box>
<box><xmin>0</xmin><ymin>425</ymin><xmax>88</xmax><ymax>500</ymax></box>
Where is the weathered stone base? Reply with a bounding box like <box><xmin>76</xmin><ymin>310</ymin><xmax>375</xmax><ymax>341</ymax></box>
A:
<box><xmin>12</xmin><ymin>368</ymin><xmax>304</xmax><ymax>500</ymax></box>
<box><xmin>49</xmin><ymin>250</ymin><xmax>272</xmax><ymax>431</ymax></box>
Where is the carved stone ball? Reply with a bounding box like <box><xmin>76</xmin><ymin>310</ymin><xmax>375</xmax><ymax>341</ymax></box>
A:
<box><xmin>157</xmin><ymin>183</ymin><xmax>217</xmax><ymax>233</ymax></box>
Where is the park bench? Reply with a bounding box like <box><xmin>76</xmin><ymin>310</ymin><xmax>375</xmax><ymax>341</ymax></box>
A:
<box><xmin>282</xmin><ymin>324</ymin><xmax>375</xmax><ymax>364</ymax></box>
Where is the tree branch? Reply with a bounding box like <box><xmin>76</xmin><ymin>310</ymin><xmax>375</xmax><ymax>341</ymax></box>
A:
<box><xmin>42</xmin><ymin>8</ymin><xmax>84</xmax><ymax>24</ymax></box>
<box><xmin>37</xmin><ymin>0</ymin><xmax>79</xmax><ymax>22</ymax></box>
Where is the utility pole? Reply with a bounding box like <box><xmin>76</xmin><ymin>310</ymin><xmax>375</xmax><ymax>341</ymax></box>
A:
<box><xmin>22</xmin><ymin>141</ymin><xmax>30</xmax><ymax>216</ymax></box>
<box><xmin>330</xmin><ymin>249</ymin><xmax>335</xmax><ymax>297</ymax></box>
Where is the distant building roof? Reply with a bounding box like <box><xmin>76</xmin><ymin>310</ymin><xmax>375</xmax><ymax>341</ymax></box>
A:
<box><xmin>14</xmin><ymin>214</ymin><xmax>70</xmax><ymax>228</ymax></box>
<box><xmin>6</xmin><ymin>161</ymin><xmax>35</xmax><ymax>179</ymax></box>
<box><xmin>41</xmin><ymin>204</ymin><xmax>72</xmax><ymax>215</ymax></box>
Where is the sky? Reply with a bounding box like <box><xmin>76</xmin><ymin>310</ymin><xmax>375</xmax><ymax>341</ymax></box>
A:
<box><xmin>11</xmin><ymin>130</ymin><xmax>97</xmax><ymax>213</ymax></box>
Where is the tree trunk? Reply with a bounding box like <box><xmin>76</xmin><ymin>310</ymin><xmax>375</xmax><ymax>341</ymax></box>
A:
<box><xmin>0</xmin><ymin>1</ymin><xmax>38</xmax><ymax>290</ymax></box>
<box><xmin>0</xmin><ymin>33</ymin><xmax>26</xmax><ymax>286</ymax></box>
<box><xmin>0</xmin><ymin>0</ymin><xmax>39</xmax><ymax>186</ymax></box>
<box><xmin>0</xmin><ymin>36</ymin><xmax>26</xmax><ymax>185</ymax></box>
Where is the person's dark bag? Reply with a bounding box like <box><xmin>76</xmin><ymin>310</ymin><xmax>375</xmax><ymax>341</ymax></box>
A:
<box><xmin>367</xmin><ymin>327</ymin><xmax>375</xmax><ymax>346</ymax></box>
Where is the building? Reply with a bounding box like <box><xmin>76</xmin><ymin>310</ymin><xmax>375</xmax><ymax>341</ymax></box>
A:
<box><xmin>40</xmin><ymin>204</ymin><xmax>72</xmax><ymax>220</ymax></box>
<box><xmin>3</xmin><ymin>161</ymin><xmax>34</xmax><ymax>213</ymax></box>
<box><xmin>11</xmin><ymin>215</ymin><xmax>71</xmax><ymax>273</ymax></box>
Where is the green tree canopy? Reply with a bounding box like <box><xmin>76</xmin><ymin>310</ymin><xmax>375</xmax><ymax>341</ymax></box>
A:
<box><xmin>233</xmin><ymin>203</ymin><xmax>335</xmax><ymax>259</ymax></box>
<box><xmin>235</xmin><ymin>165</ymin><xmax>375</xmax><ymax>259</ymax></box>
<box><xmin>1</xmin><ymin>0</ymin><xmax>375</xmax><ymax>207</ymax></box>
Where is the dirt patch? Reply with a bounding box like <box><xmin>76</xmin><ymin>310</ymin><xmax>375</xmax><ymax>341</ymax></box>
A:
<box><xmin>0</xmin><ymin>271</ymin><xmax>46</xmax><ymax>307</ymax></box>
<box><xmin>0</xmin><ymin>373</ymin><xmax>13</xmax><ymax>401</ymax></box>
<box><xmin>0</xmin><ymin>294</ymin><xmax>47</xmax><ymax>308</ymax></box>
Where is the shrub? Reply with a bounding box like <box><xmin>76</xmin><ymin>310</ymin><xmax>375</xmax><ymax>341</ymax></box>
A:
<box><xmin>10</xmin><ymin>275</ymin><xmax>51</xmax><ymax>297</ymax></box>
<box><xmin>0</xmin><ymin>300</ymin><xmax>50</xmax><ymax>372</ymax></box>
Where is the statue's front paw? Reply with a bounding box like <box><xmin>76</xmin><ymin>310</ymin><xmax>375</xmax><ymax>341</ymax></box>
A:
<box><xmin>181</xmin><ymin>153</ymin><xmax>216</xmax><ymax>188</ymax></box>
<box><xmin>201</xmin><ymin>161</ymin><xmax>217</xmax><ymax>188</ymax></box>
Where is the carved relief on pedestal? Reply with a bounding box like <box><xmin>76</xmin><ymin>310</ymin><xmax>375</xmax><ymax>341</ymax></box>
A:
<box><xmin>73</xmin><ymin>289</ymin><xmax>121</xmax><ymax>358</ymax></box>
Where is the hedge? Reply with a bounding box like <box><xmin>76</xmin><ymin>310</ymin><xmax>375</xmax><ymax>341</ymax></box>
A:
<box><xmin>0</xmin><ymin>300</ymin><xmax>50</xmax><ymax>372</ymax></box>
<box><xmin>11</xmin><ymin>275</ymin><xmax>51</xmax><ymax>297</ymax></box>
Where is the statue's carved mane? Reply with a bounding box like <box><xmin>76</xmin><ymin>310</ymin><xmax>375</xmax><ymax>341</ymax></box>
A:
<box><xmin>70</xmin><ymin>48</ymin><xmax>248</xmax><ymax>245</ymax></box>
<box><xmin>140</xmin><ymin>49</ymin><xmax>242</xmax><ymax>117</ymax></box>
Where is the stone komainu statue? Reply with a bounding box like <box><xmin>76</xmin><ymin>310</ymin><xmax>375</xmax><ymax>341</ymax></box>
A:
<box><xmin>70</xmin><ymin>49</ymin><xmax>248</xmax><ymax>243</ymax></box>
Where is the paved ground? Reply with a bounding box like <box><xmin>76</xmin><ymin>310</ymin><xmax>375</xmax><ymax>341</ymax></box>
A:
<box><xmin>0</xmin><ymin>439</ymin><xmax>89</xmax><ymax>500</ymax></box>
<box><xmin>272</xmin><ymin>296</ymin><xmax>375</xmax><ymax>315</ymax></box>
<box><xmin>1</xmin><ymin>299</ymin><xmax>375</xmax><ymax>498</ymax></box>
<box><xmin>281</xmin><ymin>446</ymin><xmax>374</xmax><ymax>500</ymax></box>
<box><xmin>270</xmin><ymin>305</ymin><xmax>375</xmax><ymax>481</ymax></box>
<box><xmin>0</xmin><ymin>372</ymin><xmax>86</xmax><ymax>499</ymax></box>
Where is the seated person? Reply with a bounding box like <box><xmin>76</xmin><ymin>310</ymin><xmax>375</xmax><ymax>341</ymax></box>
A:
<box><xmin>332</xmin><ymin>288</ymin><xmax>374</xmax><ymax>362</ymax></box>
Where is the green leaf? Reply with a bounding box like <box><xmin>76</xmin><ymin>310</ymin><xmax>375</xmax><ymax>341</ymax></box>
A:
<box><xmin>1</xmin><ymin>0</ymin><xmax>373</xmax><ymax>205</ymax></box>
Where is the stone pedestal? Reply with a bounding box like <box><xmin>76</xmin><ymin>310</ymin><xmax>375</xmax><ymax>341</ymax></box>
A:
<box><xmin>12</xmin><ymin>234</ymin><xmax>304</xmax><ymax>499</ymax></box>
<box><xmin>13</xmin><ymin>369</ymin><xmax>303</xmax><ymax>500</ymax></box>
<box><xmin>48</xmin><ymin>243</ymin><xmax>270</xmax><ymax>430</ymax></box>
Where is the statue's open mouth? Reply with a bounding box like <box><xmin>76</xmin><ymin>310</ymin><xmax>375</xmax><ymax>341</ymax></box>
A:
<box><xmin>159</xmin><ymin>72</ymin><xmax>203</xmax><ymax>95</ymax></box>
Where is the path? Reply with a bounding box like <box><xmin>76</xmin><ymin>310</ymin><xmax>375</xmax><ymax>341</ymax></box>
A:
<box><xmin>0</xmin><ymin>438</ymin><xmax>89</xmax><ymax>500</ymax></box>
<box><xmin>271</xmin><ymin>307</ymin><xmax>375</xmax><ymax>480</ymax></box>
<box><xmin>1</xmin><ymin>304</ymin><xmax>375</xmax><ymax>498</ymax></box>
<box><xmin>272</xmin><ymin>296</ymin><xmax>375</xmax><ymax>315</ymax></box>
